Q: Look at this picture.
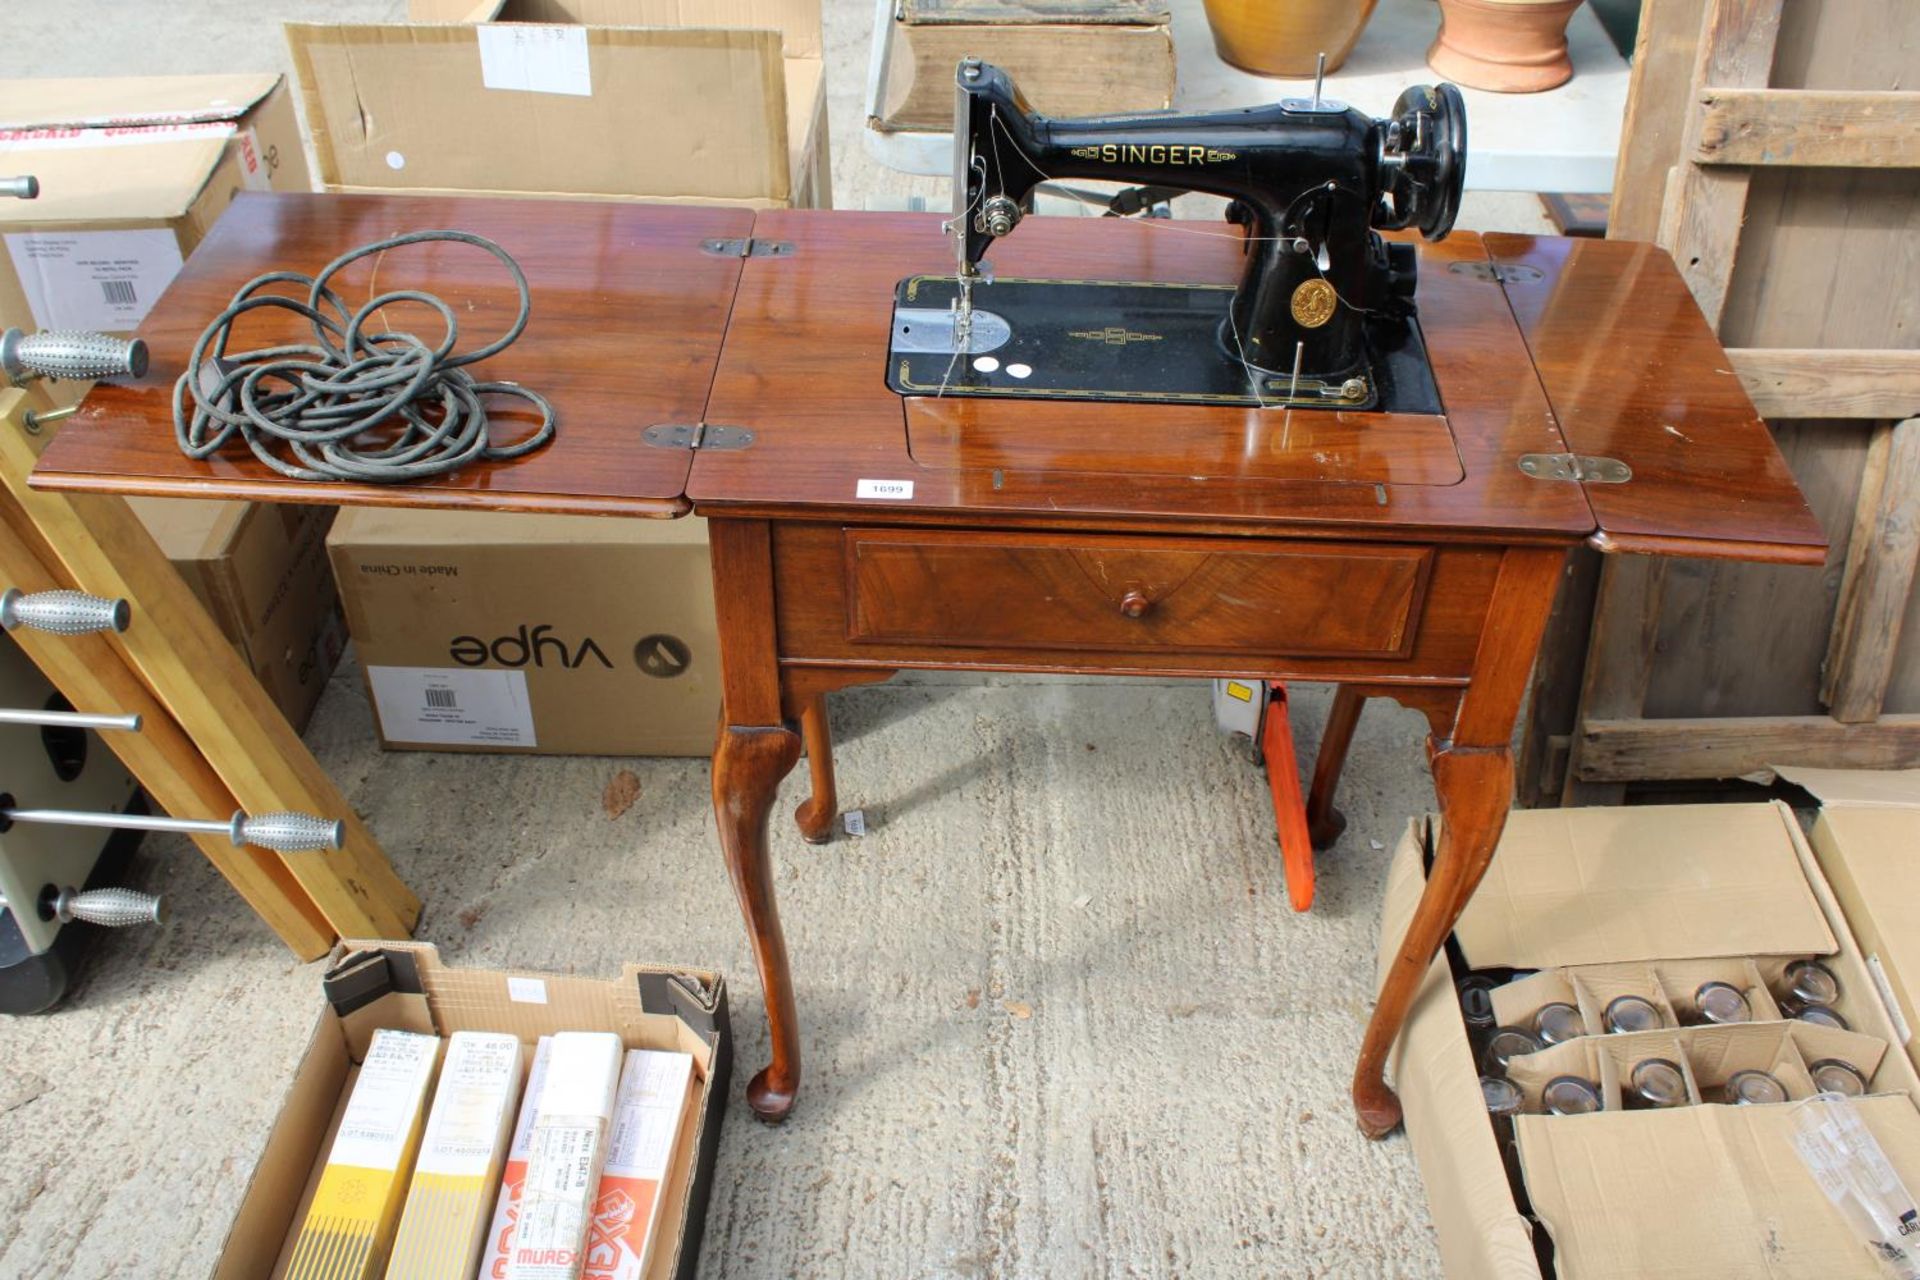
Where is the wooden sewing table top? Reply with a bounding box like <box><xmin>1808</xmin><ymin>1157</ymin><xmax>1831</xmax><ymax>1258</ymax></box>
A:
<box><xmin>31</xmin><ymin>193</ymin><xmax>1823</xmax><ymax>568</ymax></box>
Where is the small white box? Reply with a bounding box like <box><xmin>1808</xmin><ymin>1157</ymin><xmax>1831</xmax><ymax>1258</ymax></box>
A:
<box><xmin>507</xmin><ymin>1032</ymin><xmax>623</xmax><ymax>1280</ymax></box>
<box><xmin>386</xmin><ymin>1032</ymin><xmax>525</xmax><ymax>1279</ymax></box>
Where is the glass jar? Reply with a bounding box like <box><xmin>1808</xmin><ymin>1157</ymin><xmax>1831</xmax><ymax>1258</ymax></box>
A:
<box><xmin>1458</xmin><ymin>975</ymin><xmax>1500</xmax><ymax>1030</ymax></box>
<box><xmin>1724</xmin><ymin>1069</ymin><xmax>1788</xmax><ymax>1106</ymax></box>
<box><xmin>1626</xmin><ymin>1058</ymin><xmax>1689</xmax><ymax>1110</ymax></box>
<box><xmin>1482</xmin><ymin>1075</ymin><xmax>1528</xmax><ymax>1201</ymax></box>
<box><xmin>1544</xmin><ymin>1075</ymin><xmax>1603</xmax><ymax>1116</ymax></box>
<box><xmin>1483</xmin><ymin>1026</ymin><xmax>1542</xmax><ymax>1077</ymax></box>
<box><xmin>1693</xmin><ymin>981</ymin><xmax>1752</xmax><ymax>1026</ymax></box>
<box><xmin>1533</xmin><ymin>1001</ymin><xmax>1585</xmax><ymax>1046</ymax></box>
<box><xmin>1604</xmin><ymin>994</ymin><xmax>1663</xmax><ymax>1034</ymax></box>
<box><xmin>1780</xmin><ymin>958</ymin><xmax>1841</xmax><ymax>1009</ymax></box>
<box><xmin>1793</xmin><ymin>1005</ymin><xmax>1850</xmax><ymax>1031</ymax></box>
<box><xmin>1808</xmin><ymin>1058</ymin><xmax>1869</xmax><ymax>1098</ymax></box>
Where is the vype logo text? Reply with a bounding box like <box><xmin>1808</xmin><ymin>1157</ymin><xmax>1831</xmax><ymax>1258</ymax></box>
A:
<box><xmin>446</xmin><ymin>625</ymin><xmax>695</xmax><ymax>677</ymax></box>
<box><xmin>450</xmin><ymin>624</ymin><xmax>613</xmax><ymax>669</ymax></box>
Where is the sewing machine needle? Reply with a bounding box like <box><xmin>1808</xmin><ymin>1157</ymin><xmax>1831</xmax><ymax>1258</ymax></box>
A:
<box><xmin>1282</xmin><ymin>340</ymin><xmax>1306</xmax><ymax>448</ymax></box>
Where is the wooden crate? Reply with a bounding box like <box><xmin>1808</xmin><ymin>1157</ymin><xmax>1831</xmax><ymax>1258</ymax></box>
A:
<box><xmin>1521</xmin><ymin>0</ymin><xmax>1920</xmax><ymax>803</ymax></box>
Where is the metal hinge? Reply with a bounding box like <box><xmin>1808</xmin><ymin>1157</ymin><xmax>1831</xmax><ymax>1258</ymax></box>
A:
<box><xmin>700</xmin><ymin>237</ymin><xmax>794</xmax><ymax>259</ymax></box>
<box><xmin>643</xmin><ymin>422</ymin><xmax>755</xmax><ymax>451</ymax></box>
<box><xmin>1448</xmin><ymin>261</ymin><xmax>1545</xmax><ymax>285</ymax></box>
<box><xmin>1518</xmin><ymin>452</ymin><xmax>1632</xmax><ymax>484</ymax></box>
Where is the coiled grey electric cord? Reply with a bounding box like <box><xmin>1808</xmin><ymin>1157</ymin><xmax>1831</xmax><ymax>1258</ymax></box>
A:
<box><xmin>172</xmin><ymin>229</ymin><xmax>555</xmax><ymax>483</ymax></box>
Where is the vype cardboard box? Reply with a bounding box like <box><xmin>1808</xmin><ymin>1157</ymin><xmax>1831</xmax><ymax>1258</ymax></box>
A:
<box><xmin>1383</xmin><ymin>802</ymin><xmax>1920</xmax><ymax>1279</ymax></box>
<box><xmin>286</xmin><ymin>0</ymin><xmax>830</xmax><ymax>210</ymax></box>
<box><xmin>874</xmin><ymin>0</ymin><xmax>1174</xmax><ymax>132</ymax></box>
<box><xmin>326</xmin><ymin>508</ymin><xmax>718</xmax><ymax>757</ymax></box>
<box><xmin>0</xmin><ymin>74</ymin><xmax>310</xmax><ymax>407</ymax></box>
<box><xmin>130</xmin><ymin>498</ymin><xmax>345</xmax><ymax>733</ymax></box>
<box><xmin>212</xmin><ymin>941</ymin><xmax>728</xmax><ymax>1280</ymax></box>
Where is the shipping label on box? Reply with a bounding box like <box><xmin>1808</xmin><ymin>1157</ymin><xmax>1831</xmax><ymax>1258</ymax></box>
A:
<box><xmin>367</xmin><ymin>665</ymin><xmax>537</xmax><ymax>748</ymax></box>
<box><xmin>4</xmin><ymin>227</ymin><xmax>184</xmax><ymax>331</ymax></box>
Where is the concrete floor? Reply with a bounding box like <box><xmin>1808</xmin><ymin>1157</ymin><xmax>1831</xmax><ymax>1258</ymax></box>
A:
<box><xmin>0</xmin><ymin>3</ymin><xmax>1560</xmax><ymax>1276</ymax></box>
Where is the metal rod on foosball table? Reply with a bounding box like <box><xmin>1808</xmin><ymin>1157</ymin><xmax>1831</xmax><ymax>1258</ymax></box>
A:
<box><xmin>0</xmin><ymin>803</ymin><xmax>345</xmax><ymax>852</ymax></box>
<box><xmin>0</xmin><ymin>707</ymin><xmax>141</xmax><ymax>732</ymax></box>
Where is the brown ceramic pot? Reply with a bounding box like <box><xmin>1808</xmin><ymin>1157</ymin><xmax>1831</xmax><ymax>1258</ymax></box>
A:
<box><xmin>1201</xmin><ymin>0</ymin><xmax>1384</xmax><ymax>77</ymax></box>
<box><xmin>1428</xmin><ymin>0</ymin><xmax>1583</xmax><ymax>93</ymax></box>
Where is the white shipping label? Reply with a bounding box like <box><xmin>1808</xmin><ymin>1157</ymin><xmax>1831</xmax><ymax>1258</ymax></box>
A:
<box><xmin>5</xmin><ymin>228</ymin><xmax>183</xmax><ymax>332</ymax></box>
<box><xmin>508</xmin><ymin>976</ymin><xmax>549</xmax><ymax>1005</ymax></box>
<box><xmin>368</xmin><ymin>665</ymin><xmax>537</xmax><ymax>747</ymax></box>
<box><xmin>478</xmin><ymin>25</ymin><xmax>593</xmax><ymax>97</ymax></box>
<box><xmin>856</xmin><ymin>478</ymin><xmax>914</xmax><ymax>500</ymax></box>
<box><xmin>329</xmin><ymin>1031</ymin><xmax>436</xmax><ymax>1171</ymax></box>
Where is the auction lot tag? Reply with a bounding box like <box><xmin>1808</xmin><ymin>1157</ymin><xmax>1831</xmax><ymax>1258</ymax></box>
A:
<box><xmin>856</xmin><ymin>479</ymin><xmax>914</xmax><ymax>500</ymax></box>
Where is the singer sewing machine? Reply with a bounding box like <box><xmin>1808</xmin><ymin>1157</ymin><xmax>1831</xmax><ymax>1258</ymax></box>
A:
<box><xmin>889</xmin><ymin>60</ymin><xmax>1466</xmax><ymax>410</ymax></box>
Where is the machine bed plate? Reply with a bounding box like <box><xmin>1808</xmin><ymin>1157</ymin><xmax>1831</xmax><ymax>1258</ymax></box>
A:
<box><xmin>887</xmin><ymin>276</ymin><xmax>1443</xmax><ymax>414</ymax></box>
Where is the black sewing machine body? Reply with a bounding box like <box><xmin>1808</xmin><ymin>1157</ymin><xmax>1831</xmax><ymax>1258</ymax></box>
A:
<box><xmin>887</xmin><ymin>61</ymin><xmax>1466</xmax><ymax>412</ymax></box>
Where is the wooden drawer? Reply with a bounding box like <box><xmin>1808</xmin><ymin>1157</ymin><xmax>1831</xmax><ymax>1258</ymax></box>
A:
<box><xmin>842</xmin><ymin>529</ymin><xmax>1432</xmax><ymax>658</ymax></box>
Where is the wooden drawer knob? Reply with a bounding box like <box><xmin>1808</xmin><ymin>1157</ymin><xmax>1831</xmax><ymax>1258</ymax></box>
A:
<box><xmin>1119</xmin><ymin>590</ymin><xmax>1152</xmax><ymax>619</ymax></box>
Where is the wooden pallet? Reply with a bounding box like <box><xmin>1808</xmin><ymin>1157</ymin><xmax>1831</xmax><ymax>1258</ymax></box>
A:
<box><xmin>0</xmin><ymin>384</ymin><xmax>417</xmax><ymax>957</ymax></box>
<box><xmin>1522</xmin><ymin>0</ymin><xmax>1920</xmax><ymax>802</ymax></box>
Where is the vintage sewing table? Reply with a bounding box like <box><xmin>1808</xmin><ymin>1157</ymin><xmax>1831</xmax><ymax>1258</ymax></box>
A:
<box><xmin>31</xmin><ymin>193</ymin><xmax>1824</xmax><ymax>1136</ymax></box>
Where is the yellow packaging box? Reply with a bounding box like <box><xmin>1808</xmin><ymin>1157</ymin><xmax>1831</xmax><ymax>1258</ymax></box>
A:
<box><xmin>285</xmin><ymin>1028</ymin><xmax>441</xmax><ymax>1280</ymax></box>
<box><xmin>386</xmin><ymin>1031</ymin><xmax>525</xmax><ymax>1279</ymax></box>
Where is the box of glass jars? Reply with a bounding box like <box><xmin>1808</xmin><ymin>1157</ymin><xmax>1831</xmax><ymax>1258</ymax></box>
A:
<box><xmin>1380</xmin><ymin>801</ymin><xmax>1920</xmax><ymax>1279</ymax></box>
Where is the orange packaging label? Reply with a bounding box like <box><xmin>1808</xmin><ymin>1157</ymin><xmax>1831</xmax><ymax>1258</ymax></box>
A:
<box><xmin>578</xmin><ymin>1051</ymin><xmax>693</xmax><ymax>1278</ymax></box>
<box><xmin>581</xmin><ymin>1173</ymin><xmax>662</xmax><ymax>1279</ymax></box>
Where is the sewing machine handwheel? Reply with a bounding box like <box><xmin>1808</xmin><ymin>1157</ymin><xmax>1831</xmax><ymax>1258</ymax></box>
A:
<box><xmin>1387</xmin><ymin>82</ymin><xmax>1468</xmax><ymax>241</ymax></box>
<box><xmin>1423</xmin><ymin>83</ymin><xmax>1468</xmax><ymax>240</ymax></box>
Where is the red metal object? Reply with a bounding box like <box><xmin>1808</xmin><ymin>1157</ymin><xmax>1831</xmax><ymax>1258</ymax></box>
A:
<box><xmin>1260</xmin><ymin>682</ymin><xmax>1317</xmax><ymax>912</ymax></box>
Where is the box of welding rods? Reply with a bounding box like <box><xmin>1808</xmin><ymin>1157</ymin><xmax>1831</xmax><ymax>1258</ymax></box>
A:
<box><xmin>210</xmin><ymin>943</ymin><xmax>727</xmax><ymax>1280</ymax></box>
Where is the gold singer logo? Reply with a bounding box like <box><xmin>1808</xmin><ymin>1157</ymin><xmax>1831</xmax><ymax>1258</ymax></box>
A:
<box><xmin>1067</xmin><ymin>144</ymin><xmax>1237</xmax><ymax>164</ymax></box>
<box><xmin>1069</xmin><ymin>326</ymin><xmax>1163</xmax><ymax>346</ymax></box>
<box><xmin>1290</xmin><ymin>279</ymin><xmax>1338</xmax><ymax>329</ymax></box>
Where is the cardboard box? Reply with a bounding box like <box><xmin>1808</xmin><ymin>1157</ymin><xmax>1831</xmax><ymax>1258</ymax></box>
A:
<box><xmin>1382</xmin><ymin>802</ymin><xmax>1920</xmax><ymax>1279</ymax></box>
<box><xmin>0</xmin><ymin>74</ymin><xmax>311</xmax><ymax>407</ymax></box>
<box><xmin>133</xmin><ymin>498</ymin><xmax>346</xmax><ymax>733</ymax></box>
<box><xmin>286</xmin><ymin>0</ymin><xmax>831</xmax><ymax>209</ymax></box>
<box><xmin>1779</xmin><ymin>767</ymin><xmax>1920</xmax><ymax>1084</ymax></box>
<box><xmin>326</xmin><ymin>508</ymin><xmax>718</xmax><ymax>757</ymax></box>
<box><xmin>874</xmin><ymin>0</ymin><xmax>1175</xmax><ymax>132</ymax></box>
<box><xmin>214</xmin><ymin>942</ymin><xmax>729</xmax><ymax>1280</ymax></box>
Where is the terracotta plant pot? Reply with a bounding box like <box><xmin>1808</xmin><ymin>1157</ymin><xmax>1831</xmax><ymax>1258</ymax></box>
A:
<box><xmin>1201</xmin><ymin>0</ymin><xmax>1384</xmax><ymax>77</ymax></box>
<box><xmin>1428</xmin><ymin>0</ymin><xmax>1583</xmax><ymax>93</ymax></box>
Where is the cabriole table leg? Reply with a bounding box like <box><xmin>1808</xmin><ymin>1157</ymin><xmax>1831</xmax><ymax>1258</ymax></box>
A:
<box><xmin>1350</xmin><ymin>745</ymin><xmax>1514</xmax><ymax>1136</ymax></box>
<box><xmin>713</xmin><ymin>723</ymin><xmax>804</xmax><ymax>1121</ymax></box>
<box><xmin>793</xmin><ymin>693</ymin><xmax>838</xmax><ymax>844</ymax></box>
